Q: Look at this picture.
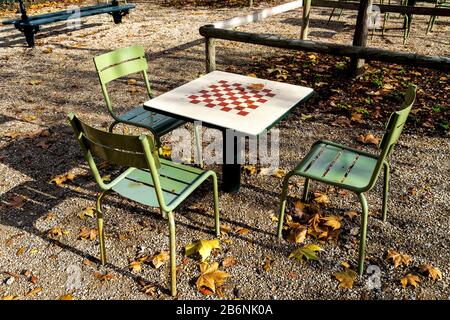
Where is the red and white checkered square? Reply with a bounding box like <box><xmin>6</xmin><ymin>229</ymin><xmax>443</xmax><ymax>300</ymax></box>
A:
<box><xmin>186</xmin><ymin>80</ymin><xmax>276</xmax><ymax>117</ymax></box>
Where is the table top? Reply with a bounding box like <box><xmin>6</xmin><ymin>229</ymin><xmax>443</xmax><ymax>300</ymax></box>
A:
<box><xmin>144</xmin><ymin>71</ymin><xmax>314</xmax><ymax>136</ymax></box>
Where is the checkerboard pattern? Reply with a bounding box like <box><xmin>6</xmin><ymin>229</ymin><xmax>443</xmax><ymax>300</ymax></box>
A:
<box><xmin>186</xmin><ymin>80</ymin><xmax>276</xmax><ymax>117</ymax></box>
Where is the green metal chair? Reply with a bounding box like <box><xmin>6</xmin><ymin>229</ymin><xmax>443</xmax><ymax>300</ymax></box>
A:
<box><xmin>93</xmin><ymin>45</ymin><xmax>203</xmax><ymax>165</ymax></box>
<box><xmin>277</xmin><ymin>85</ymin><xmax>416</xmax><ymax>276</ymax></box>
<box><xmin>68</xmin><ymin>113</ymin><xmax>220</xmax><ymax>296</ymax></box>
<box><xmin>427</xmin><ymin>0</ymin><xmax>449</xmax><ymax>34</ymax></box>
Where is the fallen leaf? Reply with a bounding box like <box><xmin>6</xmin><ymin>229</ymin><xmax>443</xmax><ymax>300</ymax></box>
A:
<box><xmin>293</xmin><ymin>201</ymin><xmax>306</xmax><ymax>218</ymax></box>
<box><xmin>185</xmin><ymin>239</ymin><xmax>220</xmax><ymax>262</ymax></box>
<box><xmin>341</xmin><ymin>261</ymin><xmax>351</xmax><ymax>269</ymax></box>
<box><xmin>150</xmin><ymin>251</ymin><xmax>170</xmax><ymax>269</ymax></box>
<box><xmin>16</xmin><ymin>247</ymin><xmax>25</xmax><ymax>256</ymax></box>
<box><xmin>287</xmin><ymin>225</ymin><xmax>307</xmax><ymax>244</ymax></box>
<box><xmin>78</xmin><ymin>227</ymin><xmax>98</xmax><ymax>241</ymax></box>
<box><xmin>1</xmin><ymin>295</ymin><xmax>19</xmax><ymax>300</ymax></box>
<box><xmin>357</xmin><ymin>133</ymin><xmax>380</xmax><ymax>146</ymax></box>
<box><xmin>48</xmin><ymin>226</ymin><xmax>63</xmax><ymax>238</ymax></box>
<box><xmin>263</xmin><ymin>257</ymin><xmax>272</xmax><ymax>272</ymax></box>
<box><xmin>196</xmin><ymin>262</ymin><xmax>230</xmax><ymax>293</ymax></box>
<box><xmin>94</xmin><ymin>272</ymin><xmax>114</xmax><ymax>281</ymax></box>
<box><xmin>127</xmin><ymin>79</ymin><xmax>137</xmax><ymax>85</ymax></box>
<box><xmin>344</xmin><ymin>211</ymin><xmax>358</xmax><ymax>219</ymax></box>
<box><xmin>351</xmin><ymin>113</ymin><xmax>364</xmax><ymax>123</ymax></box>
<box><xmin>220</xmin><ymin>225</ymin><xmax>231</xmax><ymax>235</ymax></box>
<box><xmin>248</xmin><ymin>83</ymin><xmax>265</xmax><ymax>90</ymax></box>
<box><xmin>28</xmin><ymin>80</ymin><xmax>42</xmax><ymax>85</ymax></box>
<box><xmin>222</xmin><ymin>257</ymin><xmax>237</xmax><ymax>268</ymax></box>
<box><xmin>30</xmin><ymin>275</ymin><xmax>38</xmax><ymax>284</ymax></box>
<box><xmin>313</xmin><ymin>192</ymin><xmax>330</xmax><ymax>205</ymax></box>
<box><xmin>26</xmin><ymin>287</ymin><xmax>42</xmax><ymax>297</ymax></box>
<box><xmin>387</xmin><ymin>249</ymin><xmax>412</xmax><ymax>268</ymax></box>
<box><xmin>334</xmin><ymin>269</ymin><xmax>357</xmax><ymax>289</ymax></box>
<box><xmin>78</xmin><ymin>207</ymin><xmax>95</xmax><ymax>219</ymax></box>
<box><xmin>8</xmin><ymin>195</ymin><xmax>27</xmax><ymax>208</ymax></box>
<box><xmin>236</xmin><ymin>227</ymin><xmax>250</xmax><ymax>235</ymax></box>
<box><xmin>243</xmin><ymin>165</ymin><xmax>257</xmax><ymax>175</ymax></box>
<box><xmin>321</xmin><ymin>215</ymin><xmax>342</xmax><ymax>230</ymax></box>
<box><xmin>129</xmin><ymin>261</ymin><xmax>142</xmax><ymax>273</ymax></box>
<box><xmin>59</xmin><ymin>294</ymin><xmax>73</xmax><ymax>300</ymax></box>
<box><xmin>272</xmin><ymin>168</ymin><xmax>285</xmax><ymax>178</ymax></box>
<box><xmin>401</xmin><ymin>273</ymin><xmax>421</xmax><ymax>289</ymax></box>
<box><xmin>419</xmin><ymin>264</ymin><xmax>442</xmax><ymax>283</ymax></box>
<box><xmin>50</xmin><ymin>172</ymin><xmax>76</xmax><ymax>185</ymax></box>
<box><xmin>42</xmin><ymin>47</ymin><xmax>53</xmax><ymax>54</ymax></box>
<box><xmin>141</xmin><ymin>284</ymin><xmax>156</xmax><ymax>296</ymax></box>
<box><xmin>160</xmin><ymin>145</ymin><xmax>172</xmax><ymax>158</ymax></box>
<box><xmin>289</xmin><ymin>243</ymin><xmax>323</xmax><ymax>262</ymax></box>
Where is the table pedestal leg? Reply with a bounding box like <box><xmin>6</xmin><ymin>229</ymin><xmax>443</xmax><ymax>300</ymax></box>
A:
<box><xmin>222</xmin><ymin>130</ymin><xmax>241</xmax><ymax>193</ymax></box>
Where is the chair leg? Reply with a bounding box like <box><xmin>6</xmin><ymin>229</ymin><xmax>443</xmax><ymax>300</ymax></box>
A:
<box><xmin>194</xmin><ymin>124</ymin><xmax>203</xmax><ymax>167</ymax></box>
<box><xmin>96</xmin><ymin>191</ymin><xmax>108</xmax><ymax>265</ymax></box>
<box><xmin>277</xmin><ymin>175</ymin><xmax>292</xmax><ymax>239</ymax></box>
<box><xmin>108</xmin><ymin>121</ymin><xmax>118</xmax><ymax>133</ymax></box>
<box><xmin>302</xmin><ymin>178</ymin><xmax>310</xmax><ymax>202</ymax></box>
<box><xmin>357</xmin><ymin>193</ymin><xmax>369</xmax><ymax>276</ymax></box>
<box><xmin>167</xmin><ymin>211</ymin><xmax>177</xmax><ymax>297</ymax></box>
<box><xmin>382</xmin><ymin>162</ymin><xmax>390</xmax><ymax>222</ymax></box>
<box><xmin>211</xmin><ymin>174</ymin><xmax>221</xmax><ymax>237</ymax></box>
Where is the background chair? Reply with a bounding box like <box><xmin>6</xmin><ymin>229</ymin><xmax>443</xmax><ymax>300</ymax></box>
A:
<box><xmin>68</xmin><ymin>113</ymin><xmax>220</xmax><ymax>296</ymax></box>
<box><xmin>277</xmin><ymin>85</ymin><xmax>416</xmax><ymax>276</ymax></box>
<box><xmin>93</xmin><ymin>45</ymin><xmax>203</xmax><ymax>166</ymax></box>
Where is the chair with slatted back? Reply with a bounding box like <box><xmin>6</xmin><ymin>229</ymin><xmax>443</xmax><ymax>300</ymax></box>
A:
<box><xmin>93</xmin><ymin>45</ymin><xmax>203</xmax><ymax>166</ymax></box>
<box><xmin>68</xmin><ymin>113</ymin><xmax>219</xmax><ymax>296</ymax></box>
<box><xmin>276</xmin><ymin>85</ymin><xmax>416</xmax><ymax>276</ymax></box>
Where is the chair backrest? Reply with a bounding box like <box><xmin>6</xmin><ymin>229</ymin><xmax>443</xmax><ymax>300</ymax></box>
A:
<box><xmin>366</xmin><ymin>84</ymin><xmax>416</xmax><ymax>191</ymax></box>
<box><xmin>68</xmin><ymin>113</ymin><xmax>163</xmax><ymax>194</ymax></box>
<box><xmin>93</xmin><ymin>45</ymin><xmax>153</xmax><ymax>117</ymax></box>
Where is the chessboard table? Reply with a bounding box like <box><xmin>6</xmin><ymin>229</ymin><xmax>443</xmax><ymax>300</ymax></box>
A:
<box><xmin>144</xmin><ymin>71</ymin><xmax>314</xmax><ymax>192</ymax></box>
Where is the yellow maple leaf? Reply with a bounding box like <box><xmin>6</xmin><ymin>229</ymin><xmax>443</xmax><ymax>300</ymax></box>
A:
<box><xmin>289</xmin><ymin>243</ymin><xmax>323</xmax><ymax>262</ymax></box>
<box><xmin>334</xmin><ymin>269</ymin><xmax>357</xmax><ymax>289</ymax></box>
<box><xmin>387</xmin><ymin>249</ymin><xmax>412</xmax><ymax>268</ymax></box>
<box><xmin>313</xmin><ymin>192</ymin><xmax>331</xmax><ymax>205</ymax></box>
<box><xmin>185</xmin><ymin>239</ymin><xmax>220</xmax><ymax>262</ymax></box>
<box><xmin>196</xmin><ymin>262</ymin><xmax>230</xmax><ymax>293</ymax></box>
<box><xmin>78</xmin><ymin>227</ymin><xmax>98</xmax><ymax>241</ymax></box>
<box><xmin>243</xmin><ymin>165</ymin><xmax>257</xmax><ymax>175</ymax></box>
<box><xmin>78</xmin><ymin>207</ymin><xmax>95</xmax><ymax>219</ymax></box>
<box><xmin>59</xmin><ymin>294</ymin><xmax>73</xmax><ymax>300</ymax></box>
<box><xmin>26</xmin><ymin>287</ymin><xmax>43</xmax><ymax>297</ymax></box>
<box><xmin>321</xmin><ymin>215</ymin><xmax>342</xmax><ymax>230</ymax></box>
<box><xmin>286</xmin><ymin>225</ymin><xmax>307</xmax><ymax>244</ymax></box>
<box><xmin>419</xmin><ymin>264</ymin><xmax>442</xmax><ymax>283</ymax></box>
<box><xmin>401</xmin><ymin>273</ymin><xmax>421</xmax><ymax>289</ymax></box>
<box><xmin>160</xmin><ymin>145</ymin><xmax>172</xmax><ymax>158</ymax></box>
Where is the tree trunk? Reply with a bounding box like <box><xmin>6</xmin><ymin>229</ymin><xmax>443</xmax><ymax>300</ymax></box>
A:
<box><xmin>350</xmin><ymin>0</ymin><xmax>372</xmax><ymax>78</ymax></box>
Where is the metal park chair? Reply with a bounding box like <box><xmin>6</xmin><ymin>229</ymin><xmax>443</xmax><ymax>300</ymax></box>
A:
<box><xmin>93</xmin><ymin>45</ymin><xmax>203</xmax><ymax>166</ymax></box>
<box><xmin>276</xmin><ymin>85</ymin><xmax>416</xmax><ymax>276</ymax></box>
<box><xmin>68</xmin><ymin>113</ymin><xmax>220</xmax><ymax>296</ymax></box>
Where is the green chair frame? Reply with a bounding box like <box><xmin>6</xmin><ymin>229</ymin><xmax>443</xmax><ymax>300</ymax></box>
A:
<box><xmin>68</xmin><ymin>113</ymin><xmax>220</xmax><ymax>296</ymax></box>
<box><xmin>93</xmin><ymin>45</ymin><xmax>203</xmax><ymax>166</ymax></box>
<box><xmin>277</xmin><ymin>85</ymin><xmax>416</xmax><ymax>276</ymax></box>
<box><xmin>427</xmin><ymin>0</ymin><xmax>449</xmax><ymax>34</ymax></box>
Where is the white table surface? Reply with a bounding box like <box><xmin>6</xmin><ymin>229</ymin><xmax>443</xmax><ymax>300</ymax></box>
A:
<box><xmin>144</xmin><ymin>71</ymin><xmax>314</xmax><ymax>136</ymax></box>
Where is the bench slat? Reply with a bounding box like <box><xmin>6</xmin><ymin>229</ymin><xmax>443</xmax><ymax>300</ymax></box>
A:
<box><xmin>2</xmin><ymin>4</ymin><xmax>135</xmax><ymax>26</ymax></box>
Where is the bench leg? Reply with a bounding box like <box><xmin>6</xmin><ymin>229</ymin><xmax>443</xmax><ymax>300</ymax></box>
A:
<box><xmin>18</xmin><ymin>25</ymin><xmax>39</xmax><ymax>48</ymax></box>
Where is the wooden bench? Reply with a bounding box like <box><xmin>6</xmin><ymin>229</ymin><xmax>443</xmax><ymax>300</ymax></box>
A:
<box><xmin>2</xmin><ymin>0</ymin><xmax>135</xmax><ymax>47</ymax></box>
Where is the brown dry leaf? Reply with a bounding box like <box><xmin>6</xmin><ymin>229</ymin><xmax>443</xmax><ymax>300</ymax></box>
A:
<box><xmin>127</xmin><ymin>79</ymin><xmax>137</xmax><ymax>85</ymax></box>
<box><xmin>263</xmin><ymin>257</ymin><xmax>272</xmax><ymax>272</ymax></box>
<box><xmin>236</xmin><ymin>227</ymin><xmax>251</xmax><ymax>235</ymax></box>
<box><xmin>42</xmin><ymin>47</ymin><xmax>53</xmax><ymax>54</ymax></box>
<box><xmin>313</xmin><ymin>192</ymin><xmax>330</xmax><ymax>205</ymax></box>
<box><xmin>78</xmin><ymin>227</ymin><xmax>98</xmax><ymax>241</ymax></box>
<box><xmin>78</xmin><ymin>207</ymin><xmax>95</xmax><ymax>219</ymax></box>
<box><xmin>419</xmin><ymin>264</ymin><xmax>442</xmax><ymax>283</ymax></box>
<box><xmin>50</xmin><ymin>172</ymin><xmax>76</xmax><ymax>185</ymax></box>
<box><xmin>357</xmin><ymin>133</ymin><xmax>380</xmax><ymax>146</ymax></box>
<box><xmin>344</xmin><ymin>211</ymin><xmax>358</xmax><ymax>219</ymax></box>
<box><xmin>8</xmin><ymin>195</ymin><xmax>27</xmax><ymax>208</ymax></box>
<box><xmin>222</xmin><ymin>256</ymin><xmax>237</xmax><ymax>268</ymax></box>
<box><xmin>351</xmin><ymin>113</ymin><xmax>364</xmax><ymax>123</ymax></box>
<box><xmin>59</xmin><ymin>294</ymin><xmax>73</xmax><ymax>300</ymax></box>
<box><xmin>26</xmin><ymin>287</ymin><xmax>43</xmax><ymax>297</ymax></box>
<box><xmin>334</xmin><ymin>269</ymin><xmax>357</xmax><ymax>289</ymax></box>
<box><xmin>1</xmin><ymin>295</ymin><xmax>19</xmax><ymax>300</ymax></box>
<box><xmin>387</xmin><ymin>249</ymin><xmax>412</xmax><ymax>268</ymax></box>
<box><xmin>150</xmin><ymin>251</ymin><xmax>170</xmax><ymax>269</ymax></box>
<box><xmin>401</xmin><ymin>273</ymin><xmax>421</xmax><ymax>289</ymax></box>
<box><xmin>294</xmin><ymin>201</ymin><xmax>306</xmax><ymax>218</ymax></box>
<box><xmin>30</xmin><ymin>275</ymin><xmax>38</xmax><ymax>284</ymax></box>
<box><xmin>248</xmin><ymin>83</ymin><xmax>265</xmax><ymax>90</ymax></box>
<box><xmin>272</xmin><ymin>168</ymin><xmax>286</xmax><ymax>178</ymax></box>
<box><xmin>94</xmin><ymin>272</ymin><xmax>114</xmax><ymax>281</ymax></box>
<box><xmin>287</xmin><ymin>225</ymin><xmax>307</xmax><ymax>244</ymax></box>
<box><xmin>129</xmin><ymin>261</ymin><xmax>142</xmax><ymax>273</ymax></box>
<box><xmin>16</xmin><ymin>247</ymin><xmax>25</xmax><ymax>256</ymax></box>
<box><xmin>196</xmin><ymin>262</ymin><xmax>230</xmax><ymax>293</ymax></box>
<box><xmin>220</xmin><ymin>225</ymin><xmax>231</xmax><ymax>235</ymax></box>
<box><xmin>141</xmin><ymin>284</ymin><xmax>156</xmax><ymax>296</ymax></box>
<box><xmin>321</xmin><ymin>215</ymin><xmax>343</xmax><ymax>230</ymax></box>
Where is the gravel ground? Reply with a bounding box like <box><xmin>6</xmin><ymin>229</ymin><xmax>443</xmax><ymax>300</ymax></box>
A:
<box><xmin>0</xmin><ymin>1</ymin><xmax>449</xmax><ymax>300</ymax></box>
